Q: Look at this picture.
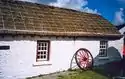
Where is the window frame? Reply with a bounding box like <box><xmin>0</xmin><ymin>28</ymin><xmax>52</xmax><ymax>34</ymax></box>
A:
<box><xmin>99</xmin><ymin>41</ymin><xmax>108</xmax><ymax>57</ymax></box>
<box><xmin>36</xmin><ymin>40</ymin><xmax>50</xmax><ymax>62</ymax></box>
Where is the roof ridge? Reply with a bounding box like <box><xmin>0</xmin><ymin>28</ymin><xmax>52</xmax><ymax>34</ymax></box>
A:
<box><xmin>0</xmin><ymin>0</ymin><xmax>100</xmax><ymax>16</ymax></box>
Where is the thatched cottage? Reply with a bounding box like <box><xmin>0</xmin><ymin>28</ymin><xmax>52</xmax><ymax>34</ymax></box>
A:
<box><xmin>0</xmin><ymin>0</ymin><xmax>122</xmax><ymax>79</ymax></box>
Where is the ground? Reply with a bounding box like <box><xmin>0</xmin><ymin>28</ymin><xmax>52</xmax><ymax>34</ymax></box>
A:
<box><xmin>26</xmin><ymin>69</ymin><xmax>111</xmax><ymax>79</ymax></box>
<box><xmin>26</xmin><ymin>60</ymin><xmax>124</xmax><ymax>79</ymax></box>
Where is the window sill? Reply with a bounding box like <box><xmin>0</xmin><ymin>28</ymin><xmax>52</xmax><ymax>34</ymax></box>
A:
<box><xmin>33</xmin><ymin>61</ymin><xmax>52</xmax><ymax>67</ymax></box>
<box><xmin>33</xmin><ymin>63</ymin><xmax>52</xmax><ymax>67</ymax></box>
<box><xmin>98</xmin><ymin>57</ymin><xmax>109</xmax><ymax>60</ymax></box>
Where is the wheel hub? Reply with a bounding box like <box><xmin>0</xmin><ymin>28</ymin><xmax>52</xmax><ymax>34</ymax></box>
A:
<box><xmin>83</xmin><ymin>57</ymin><xmax>87</xmax><ymax>61</ymax></box>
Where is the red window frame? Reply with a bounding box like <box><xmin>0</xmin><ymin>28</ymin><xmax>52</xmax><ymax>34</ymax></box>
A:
<box><xmin>36</xmin><ymin>40</ymin><xmax>50</xmax><ymax>61</ymax></box>
<box><xmin>123</xmin><ymin>35</ymin><xmax>125</xmax><ymax>56</ymax></box>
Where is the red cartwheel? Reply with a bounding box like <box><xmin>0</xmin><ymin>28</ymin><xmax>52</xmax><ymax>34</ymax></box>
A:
<box><xmin>75</xmin><ymin>48</ymin><xmax>93</xmax><ymax>70</ymax></box>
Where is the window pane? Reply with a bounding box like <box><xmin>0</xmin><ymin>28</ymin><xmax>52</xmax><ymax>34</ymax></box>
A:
<box><xmin>45</xmin><ymin>43</ymin><xmax>47</xmax><ymax>46</ymax></box>
<box><xmin>41</xmin><ymin>51</ymin><xmax>43</xmax><ymax>54</ymax></box>
<box><xmin>37</xmin><ymin>52</ymin><xmax>40</xmax><ymax>54</ymax></box>
<box><xmin>42</xmin><ymin>47</ymin><xmax>44</xmax><ymax>50</ymax></box>
<box><xmin>44</xmin><ymin>51</ymin><xmax>46</xmax><ymax>54</ymax></box>
<box><xmin>43</xmin><ymin>55</ymin><xmax>46</xmax><ymax>58</ymax></box>
<box><xmin>37</xmin><ymin>56</ymin><xmax>40</xmax><ymax>59</ymax></box>
<box><xmin>41</xmin><ymin>55</ymin><xmax>43</xmax><ymax>59</ymax></box>
<box><xmin>44</xmin><ymin>47</ymin><xmax>46</xmax><ymax>50</ymax></box>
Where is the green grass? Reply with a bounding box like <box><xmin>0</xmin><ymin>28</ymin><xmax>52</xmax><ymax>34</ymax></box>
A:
<box><xmin>57</xmin><ymin>69</ymin><xmax>110</xmax><ymax>79</ymax></box>
<box><xmin>26</xmin><ymin>68</ymin><xmax>111</xmax><ymax>79</ymax></box>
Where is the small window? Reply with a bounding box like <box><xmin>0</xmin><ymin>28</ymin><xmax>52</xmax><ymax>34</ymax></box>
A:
<box><xmin>0</xmin><ymin>46</ymin><xmax>10</xmax><ymax>50</ymax></box>
<box><xmin>99</xmin><ymin>41</ymin><xmax>108</xmax><ymax>57</ymax></box>
<box><xmin>36</xmin><ymin>40</ymin><xmax>50</xmax><ymax>61</ymax></box>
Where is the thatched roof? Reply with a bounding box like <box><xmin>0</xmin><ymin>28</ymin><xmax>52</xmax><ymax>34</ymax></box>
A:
<box><xmin>0</xmin><ymin>0</ymin><xmax>122</xmax><ymax>39</ymax></box>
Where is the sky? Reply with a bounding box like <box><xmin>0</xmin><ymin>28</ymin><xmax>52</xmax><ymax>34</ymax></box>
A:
<box><xmin>19</xmin><ymin>0</ymin><xmax>125</xmax><ymax>25</ymax></box>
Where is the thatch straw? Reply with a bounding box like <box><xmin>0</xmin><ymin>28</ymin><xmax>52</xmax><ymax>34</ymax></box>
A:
<box><xmin>0</xmin><ymin>0</ymin><xmax>122</xmax><ymax>39</ymax></box>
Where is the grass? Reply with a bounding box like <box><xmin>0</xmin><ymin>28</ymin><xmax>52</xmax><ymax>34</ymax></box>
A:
<box><xmin>26</xmin><ymin>68</ymin><xmax>111</xmax><ymax>79</ymax></box>
<box><xmin>57</xmin><ymin>69</ymin><xmax>110</xmax><ymax>79</ymax></box>
<box><xmin>26</xmin><ymin>60</ymin><xmax>123</xmax><ymax>79</ymax></box>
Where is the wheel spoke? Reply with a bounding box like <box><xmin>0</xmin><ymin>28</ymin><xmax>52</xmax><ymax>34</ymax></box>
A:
<box><xmin>77</xmin><ymin>54</ymin><xmax>83</xmax><ymax>58</ymax></box>
<box><xmin>81</xmin><ymin>50</ymin><xmax>85</xmax><ymax>56</ymax></box>
<box><xmin>80</xmin><ymin>61</ymin><xmax>89</xmax><ymax>68</ymax></box>
<box><xmin>77</xmin><ymin>58</ymin><xmax>83</xmax><ymax>63</ymax></box>
<box><xmin>79</xmin><ymin>51</ymin><xmax>84</xmax><ymax>57</ymax></box>
<box><xmin>84</xmin><ymin>51</ymin><xmax>89</xmax><ymax>58</ymax></box>
<box><xmin>80</xmin><ymin>61</ymin><xmax>85</xmax><ymax>68</ymax></box>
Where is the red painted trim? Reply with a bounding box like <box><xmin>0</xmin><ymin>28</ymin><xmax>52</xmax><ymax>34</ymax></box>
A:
<box><xmin>123</xmin><ymin>36</ymin><xmax>125</xmax><ymax>56</ymax></box>
<box><xmin>123</xmin><ymin>45</ymin><xmax>125</xmax><ymax>56</ymax></box>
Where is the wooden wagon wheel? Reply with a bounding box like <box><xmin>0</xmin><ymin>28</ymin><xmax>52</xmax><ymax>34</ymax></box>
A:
<box><xmin>75</xmin><ymin>48</ymin><xmax>93</xmax><ymax>70</ymax></box>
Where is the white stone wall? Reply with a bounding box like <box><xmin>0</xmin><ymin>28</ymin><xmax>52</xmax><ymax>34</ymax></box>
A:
<box><xmin>0</xmin><ymin>36</ymin><xmax>100</xmax><ymax>79</ymax></box>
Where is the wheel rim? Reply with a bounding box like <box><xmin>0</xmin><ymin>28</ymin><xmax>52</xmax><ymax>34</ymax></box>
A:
<box><xmin>75</xmin><ymin>48</ymin><xmax>93</xmax><ymax>70</ymax></box>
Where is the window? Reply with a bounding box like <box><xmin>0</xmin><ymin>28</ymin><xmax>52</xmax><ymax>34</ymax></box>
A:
<box><xmin>36</xmin><ymin>40</ymin><xmax>50</xmax><ymax>61</ymax></box>
<box><xmin>0</xmin><ymin>46</ymin><xmax>10</xmax><ymax>50</ymax></box>
<box><xmin>99</xmin><ymin>41</ymin><xmax>108</xmax><ymax>57</ymax></box>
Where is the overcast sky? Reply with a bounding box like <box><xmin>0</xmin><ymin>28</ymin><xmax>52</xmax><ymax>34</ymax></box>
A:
<box><xmin>20</xmin><ymin>0</ymin><xmax>125</xmax><ymax>25</ymax></box>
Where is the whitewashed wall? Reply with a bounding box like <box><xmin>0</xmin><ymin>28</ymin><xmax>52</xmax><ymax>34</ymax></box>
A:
<box><xmin>0</xmin><ymin>36</ymin><xmax>100</xmax><ymax>79</ymax></box>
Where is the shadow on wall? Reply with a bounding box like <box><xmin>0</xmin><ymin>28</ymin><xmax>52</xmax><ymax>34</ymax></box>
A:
<box><xmin>93</xmin><ymin>46</ymin><xmax>123</xmax><ymax>77</ymax></box>
<box><xmin>94</xmin><ymin>46</ymin><xmax>122</xmax><ymax>66</ymax></box>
